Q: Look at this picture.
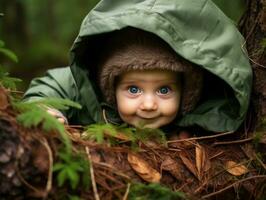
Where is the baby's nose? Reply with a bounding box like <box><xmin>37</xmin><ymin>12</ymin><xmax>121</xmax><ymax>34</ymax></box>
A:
<box><xmin>140</xmin><ymin>95</ymin><xmax>157</xmax><ymax>110</ymax></box>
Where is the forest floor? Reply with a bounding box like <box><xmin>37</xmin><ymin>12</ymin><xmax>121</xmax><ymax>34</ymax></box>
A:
<box><xmin>0</xmin><ymin>86</ymin><xmax>266</xmax><ymax>200</ymax></box>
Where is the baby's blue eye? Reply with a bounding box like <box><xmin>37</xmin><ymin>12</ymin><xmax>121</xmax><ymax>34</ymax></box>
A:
<box><xmin>128</xmin><ymin>86</ymin><xmax>140</xmax><ymax>94</ymax></box>
<box><xmin>158</xmin><ymin>86</ymin><xmax>170</xmax><ymax>94</ymax></box>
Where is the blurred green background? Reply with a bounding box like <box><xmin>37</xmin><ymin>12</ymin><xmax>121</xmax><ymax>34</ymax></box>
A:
<box><xmin>0</xmin><ymin>0</ymin><xmax>246</xmax><ymax>91</ymax></box>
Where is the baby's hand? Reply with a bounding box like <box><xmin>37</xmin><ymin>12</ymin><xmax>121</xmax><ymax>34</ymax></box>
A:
<box><xmin>46</xmin><ymin>107</ymin><xmax>68</xmax><ymax>124</ymax></box>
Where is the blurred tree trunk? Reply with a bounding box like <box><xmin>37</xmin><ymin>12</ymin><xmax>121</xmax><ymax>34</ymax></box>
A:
<box><xmin>45</xmin><ymin>0</ymin><xmax>57</xmax><ymax>41</ymax></box>
<box><xmin>0</xmin><ymin>0</ymin><xmax>29</xmax><ymax>48</ymax></box>
<box><xmin>239</xmin><ymin>0</ymin><xmax>266</xmax><ymax>130</ymax></box>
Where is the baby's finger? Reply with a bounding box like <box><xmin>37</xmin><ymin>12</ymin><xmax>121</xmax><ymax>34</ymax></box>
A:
<box><xmin>46</xmin><ymin>108</ymin><xmax>68</xmax><ymax>124</ymax></box>
<box><xmin>57</xmin><ymin>117</ymin><xmax>66</xmax><ymax>124</ymax></box>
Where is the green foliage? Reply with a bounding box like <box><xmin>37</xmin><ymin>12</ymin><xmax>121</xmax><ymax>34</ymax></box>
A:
<box><xmin>14</xmin><ymin>98</ymin><xmax>81</xmax><ymax>153</ymax></box>
<box><xmin>14</xmin><ymin>97</ymin><xmax>90</xmax><ymax>190</ymax></box>
<box><xmin>0</xmin><ymin>39</ymin><xmax>21</xmax><ymax>90</ymax></box>
<box><xmin>0</xmin><ymin>68</ymin><xmax>22</xmax><ymax>90</ymax></box>
<box><xmin>83</xmin><ymin>123</ymin><xmax>119</xmax><ymax>143</ymax></box>
<box><xmin>128</xmin><ymin>183</ymin><xmax>186</xmax><ymax>200</ymax></box>
<box><xmin>134</xmin><ymin>127</ymin><xmax>166</xmax><ymax>144</ymax></box>
<box><xmin>82</xmin><ymin>123</ymin><xmax>166</xmax><ymax>145</ymax></box>
<box><xmin>53</xmin><ymin>151</ymin><xmax>90</xmax><ymax>190</ymax></box>
<box><xmin>0</xmin><ymin>40</ymin><xmax>18</xmax><ymax>63</ymax></box>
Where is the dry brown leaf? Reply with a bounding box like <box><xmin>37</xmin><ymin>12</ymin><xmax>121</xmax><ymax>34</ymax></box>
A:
<box><xmin>225</xmin><ymin>161</ymin><xmax>249</xmax><ymax>176</ymax></box>
<box><xmin>195</xmin><ymin>145</ymin><xmax>203</xmax><ymax>176</ymax></box>
<box><xmin>179</xmin><ymin>151</ymin><xmax>198</xmax><ymax>178</ymax></box>
<box><xmin>127</xmin><ymin>152</ymin><xmax>161</xmax><ymax>183</ymax></box>
<box><xmin>195</xmin><ymin>144</ymin><xmax>211</xmax><ymax>179</ymax></box>
<box><xmin>161</xmin><ymin>156</ymin><xmax>183</xmax><ymax>180</ymax></box>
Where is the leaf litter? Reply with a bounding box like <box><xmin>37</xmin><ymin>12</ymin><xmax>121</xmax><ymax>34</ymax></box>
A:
<box><xmin>0</xmin><ymin>86</ymin><xmax>265</xmax><ymax>200</ymax></box>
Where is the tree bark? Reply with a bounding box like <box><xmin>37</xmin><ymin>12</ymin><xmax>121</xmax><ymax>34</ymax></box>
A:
<box><xmin>239</xmin><ymin>0</ymin><xmax>266</xmax><ymax>129</ymax></box>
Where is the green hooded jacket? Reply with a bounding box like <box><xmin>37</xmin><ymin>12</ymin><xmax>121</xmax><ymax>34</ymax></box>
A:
<box><xmin>24</xmin><ymin>0</ymin><xmax>252</xmax><ymax>132</ymax></box>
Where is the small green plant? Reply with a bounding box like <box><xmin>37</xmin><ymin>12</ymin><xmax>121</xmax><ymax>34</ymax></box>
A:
<box><xmin>14</xmin><ymin>98</ymin><xmax>81</xmax><ymax>153</ymax></box>
<box><xmin>53</xmin><ymin>151</ymin><xmax>91</xmax><ymax>190</ymax></box>
<box><xmin>82</xmin><ymin>123</ymin><xmax>166</xmax><ymax>146</ymax></box>
<box><xmin>14</xmin><ymin>98</ymin><xmax>92</xmax><ymax>190</ymax></box>
<box><xmin>128</xmin><ymin>183</ymin><xmax>186</xmax><ymax>200</ymax></box>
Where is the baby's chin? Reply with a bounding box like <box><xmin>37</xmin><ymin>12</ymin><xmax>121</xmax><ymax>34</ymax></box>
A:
<box><xmin>130</xmin><ymin>121</ymin><xmax>164</xmax><ymax>129</ymax></box>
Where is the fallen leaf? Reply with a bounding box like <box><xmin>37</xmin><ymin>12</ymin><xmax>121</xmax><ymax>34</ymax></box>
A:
<box><xmin>195</xmin><ymin>144</ymin><xmax>211</xmax><ymax>179</ymax></box>
<box><xmin>161</xmin><ymin>156</ymin><xmax>183</xmax><ymax>180</ymax></box>
<box><xmin>225</xmin><ymin>161</ymin><xmax>249</xmax><ymax>176</ymax></box>
<box><xmin>128</xmin><ymin>152</ymin><xmax>161</xmax><ymax>183</ymax></box>
<box><xmin>179</xmin><ymin>151</ymin><xmax>198</xmax><ymax>178</ymax></box>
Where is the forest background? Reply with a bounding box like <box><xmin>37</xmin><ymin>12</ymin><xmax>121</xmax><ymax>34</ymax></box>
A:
<box><xmin>0</xmin><ymin>0</ymin><xmax>246</xmax><ymax>91</ymax></box>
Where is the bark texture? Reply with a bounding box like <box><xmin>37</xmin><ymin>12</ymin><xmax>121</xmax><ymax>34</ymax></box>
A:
<box><xmin>239</xmin><ymin>0</ymin><xmax>266</xmax><ymax>129</ymax></box>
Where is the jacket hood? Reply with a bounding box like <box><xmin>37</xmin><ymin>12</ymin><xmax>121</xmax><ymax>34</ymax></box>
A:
<box><xmin>69</xmin><ymin>0</ymin><xmax>252</xmax><ymax>132</ymax></box>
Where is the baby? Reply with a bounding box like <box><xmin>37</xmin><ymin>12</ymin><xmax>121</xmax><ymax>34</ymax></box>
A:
<box><xmin>24</xmin><ymin>0</ymin><xmax>252</xmax><ymax>133</ymax></box>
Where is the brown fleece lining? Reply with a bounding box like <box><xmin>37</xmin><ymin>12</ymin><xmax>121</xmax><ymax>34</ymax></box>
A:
<box><xmin>97</xmin><ymin>27</ymin><xmax>203</xmax><ymax>115</ymax></box>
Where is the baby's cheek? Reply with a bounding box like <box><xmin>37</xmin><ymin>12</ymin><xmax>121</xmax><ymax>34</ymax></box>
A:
<box><xmin>117</xmin><ymin>98</ymin><xmax>138</xmax><ymax>115</ymax></box>
<box><xmin>161</xmin><ymin>99</ymin><xmax>180</xmax><ymax>116</ymax></box>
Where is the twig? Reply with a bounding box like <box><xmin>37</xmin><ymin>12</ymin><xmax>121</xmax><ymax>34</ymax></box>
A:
<box><xmin>167</xmin><ymin>131</ymin><xmax>234</xmax><ymax>144</ymax></box>
<box><xmin>97</xmin><ymin>170</ymin><xmax>124</xmax><ymax>185</ymax></box>
<box><xmin>209</xmin><ymin>151</ymin><xmax>224</xmax><ymax>160</ymax></box>
<box><xmin>102</xmin><ymin>109</ymin><xmax>109</xmax><ymax>124</ymax></box>
<box><xmin>10</xmin><ymin>90</ymin><xmax>24</xmax><ymax>94</ymax></box>
<box><xmin>39</xmin><ymin>137</ymin><xmax>53</xmax><ymax>197</ymax></box>
<box><xmin>123</xmin><ymin>183</ymin><xmax>131</xmax><ymax>200</ymax></box>
<box><xmin>202</xmin><ymin>175</ymin><xmax>266</xmax><ymax>199</ymax></box>
<box><xmin>247</xmin><ymin>56</ymin><xmax>266</xmax><ymax>69</ymax></box>
<box><xmin>212</xmin><ymin>137</ymin><xmax>253</xmax><ymax>146</ymax></box>
<box><xmin>94</xmin><ymin>162</ymin><xmax>131</xmax><ymax>180</ymax></box>
<box><xmin>86</xmin><ymin>147</ymin><xmax>100</xmax><ymax>200</ymax></box>
<box><xmin>66</xmin><ymin>125</ymin><xmax>83</xmax><ymax>129</ymax></box>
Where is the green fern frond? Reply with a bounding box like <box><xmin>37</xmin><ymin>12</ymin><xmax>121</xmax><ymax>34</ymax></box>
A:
<box><xmin>82</xmin><ymin>123</ymin><xmax>166</xmax><ymax>145</ymax></box>
<box><xmin>134</xmin><ymin>127</ymin><xmax>167</xmax><ymax>144</ymax></box>
<box><xmin>14</xmin><ymin>98</ymin><xmax>82</xmax><ymax>153</ymax></box>
<box><xmin>16</xmin><ymin>103</ymin><xmax>71</xmax><ymax>152</ymax></box>
<box><xmin>36</xmin><ymin>97</ymin><xmax>82</xmax><ymax>110</ymax></box>
<box><xmin>0</xmin><ymin>67</ymin><xmax>22</xmax><ymax>90</ymax></box>
<box><xmin>82</xmin><ymin>123</ymin><xmax>117</xmax><ymax>143</ymax></box>
<box><xmin>53</xmin><ymin>151</ymin><xmax>91</xmax><ymax>189</ymax></box>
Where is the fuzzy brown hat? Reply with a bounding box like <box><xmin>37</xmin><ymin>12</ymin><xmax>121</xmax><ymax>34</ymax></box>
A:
<box><xmin>98</xmin><ymin>28</ymin><xmax>203</xmax><ymax>115</ymax></box>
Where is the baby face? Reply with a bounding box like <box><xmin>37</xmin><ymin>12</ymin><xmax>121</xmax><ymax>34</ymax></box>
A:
<box><xmin>115</xmin><ymin>70</ymin><xmax>181</xmax><ymax>128</ymax></box>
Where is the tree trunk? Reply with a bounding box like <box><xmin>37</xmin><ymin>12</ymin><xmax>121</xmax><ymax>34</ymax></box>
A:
<box><xmin>0</xmin><ymin>0</ymin><xmax>29</xmax><ymax>48</ymax></box>
<box><xmin>239</xmin><ymin>0</ymin><xmax>266</xmax><ymax>129</ymax></box>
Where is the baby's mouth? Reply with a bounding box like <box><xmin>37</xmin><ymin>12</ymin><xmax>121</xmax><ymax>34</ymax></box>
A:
<box><xmin>137</xmin><ymin>115</ymin><xmax>159</xmax><ymax>120</ymax></box>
